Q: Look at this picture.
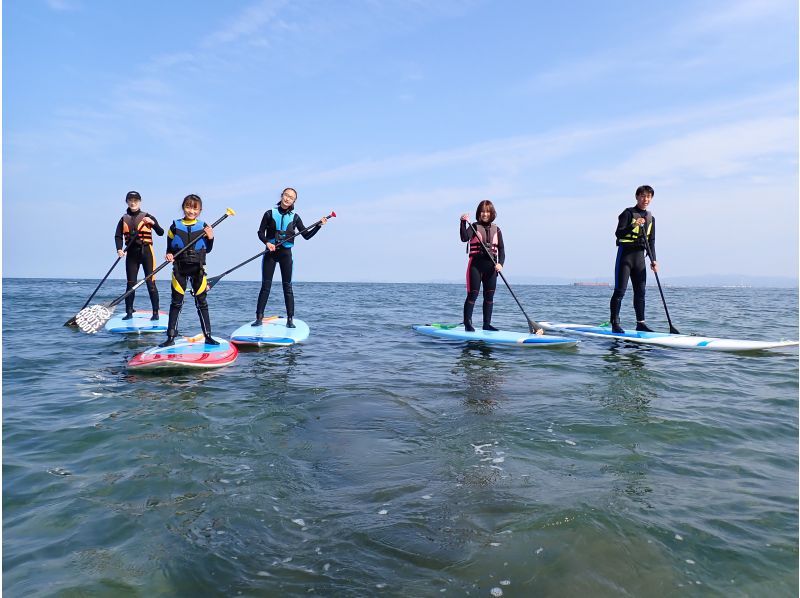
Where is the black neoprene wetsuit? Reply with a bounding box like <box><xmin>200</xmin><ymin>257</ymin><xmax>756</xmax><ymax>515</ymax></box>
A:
<box><xmin>255</xmin><ymin>206</ymin><xmax>322</xmax><ymax>318</ymax></box>
<box><xmin>460</xmin><ymin>220</ymin><xmax>505</xmax><ymax>328</ymax></box>
<box><xmin>114</xmin><ymin>208</ymin><xmax>164</xmax><ymax>314</ymax></box>
<box><xmin>610</xmin><ymin>207</ymin><xmax>656</xmax><ymax>324</ymax></box>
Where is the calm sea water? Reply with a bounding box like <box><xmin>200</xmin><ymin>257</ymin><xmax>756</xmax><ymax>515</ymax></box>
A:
<box><xmin>4</xmin><ymin>278</ymin><xmax>798</xmax><ymax>597</ymax></box>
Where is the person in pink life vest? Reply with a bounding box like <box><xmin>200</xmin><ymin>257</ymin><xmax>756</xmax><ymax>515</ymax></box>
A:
<box><xmin>459</xmin><ymin>200</ymin><xmax>505</xmax><ymax>332</ymax></box>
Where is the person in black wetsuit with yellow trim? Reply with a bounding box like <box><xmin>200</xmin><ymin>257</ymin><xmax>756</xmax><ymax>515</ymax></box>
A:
<box><xmin>460</xmin><ymin>200</ymin><xmax>505</xmax><ymax>332</ymax></box>
<box><xmin>610</xmin><ymin>185</ymin><xmax>658</xmax><ymax>333</ymax></box>
<box><xmin>253</xmin><ymin>187</ymin><xmax>328</xmax><ymax>328</ymax></box>
<box><xmin>114</xmin><ymin>191</ymin><xmax>164</xmax><ymax>320</ymax></box>
<box><xmin>159</xmin><ymin>194</ymin><xmax>217</xmax><ymax>347</ymax></box>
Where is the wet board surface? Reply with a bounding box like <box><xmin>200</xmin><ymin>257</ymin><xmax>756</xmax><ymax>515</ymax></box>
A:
<box><xmin>412</xmin><ymin>323</ymin><xmax>579</xmax><ymax>347</ymax></box>
<box><xmin>539</xmin><ymin>322</ymin><xmax>800</xmax><ymax>352</ymax></box>
<box><xmin>127</xmin><ymin>335</ymin><xmax>238</xmax><ymax>371</ymax></box>
<box><xmin>105</xmin><ymin>311</ymin><xmax>168</xmax><ymax>334</ymax></box>
<box><xmin>230</xmin><ymin>316</ymin><xmax>310</xmax><ymax>347</ymax></box>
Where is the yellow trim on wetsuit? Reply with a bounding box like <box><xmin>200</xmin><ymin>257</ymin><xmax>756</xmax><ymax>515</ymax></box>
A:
<box><xmin>195</xmin><ymin>275</ymin><xmax>208</xmax><ymax>295</ymax></box>
<box><xmin>172</xmin><ymin>274</ymin><xmax>185</xmax><ymax>295</ymax></box>
<box><xmin>620</xmin><ymin>220</ymin><xmax>653</xmax><ymax>244</ymax></box>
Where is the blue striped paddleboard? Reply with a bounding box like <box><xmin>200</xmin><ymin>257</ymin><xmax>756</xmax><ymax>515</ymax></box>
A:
<box><xmin>105</xmin><ymin>310</ymin><xmax>168</xmax><ymax>334</ymax></box>
<box><xmin>230</xmin><ymin>316</ymin><xmax>310</xmax><ymax>347</ymax></box>
<box><xmin>412</xmin><ymin>323</ymin><xmax>579</xmax><ymax>348</ymax></box>
<box><xmin>539</xmin><ymin>322</ymin><xmax>800</xmax><ymax>352</ymax></box>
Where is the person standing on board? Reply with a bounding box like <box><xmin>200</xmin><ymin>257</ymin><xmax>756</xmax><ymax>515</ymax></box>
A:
<box><xmin>114</xmin><ymin>190</ymin><xmax>164</xmax><ymax>321</ymax></box>
<box><xmin>460</xmin><ymin>200</ymin><xmax>505</xmax><ymax>332</ymax></box>
<box><xmin>253</xmin><ymin>188</ymin><xmax>328</xmax><ymax>328</ymax></box>
<box><xmin>160</xmin><ymin>194</ymin><xmax>217</xmax><ymax>347</ymax></box>
<box><xmin>609</xmin><ymin>185</ymin><xmax>658</xmax><ymax>333</ymax></box>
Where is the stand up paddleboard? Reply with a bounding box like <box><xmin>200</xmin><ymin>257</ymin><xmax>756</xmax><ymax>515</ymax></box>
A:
<box><xmin>127</xmin><ymin>334</ymin><xmax>238</xmax><ymax>371</ymax></box>
<box><xmin>105</xmin><ymin>311</ymin><xmax>168</xmax><ymax>334</ymax></box>
<box><xmin>412</xmin><ymin>323</ymin><xmax>579</xmax><ymax>347</ymax></box>
<box><xmin>230</xmin><ymin>316</ymin><xmax>310</xmax><ymax>347</ymax></box>
<box><xmin>539</xmin><ymin>322</ymin><xmax>800</xmax><ymax>352</ymax></box>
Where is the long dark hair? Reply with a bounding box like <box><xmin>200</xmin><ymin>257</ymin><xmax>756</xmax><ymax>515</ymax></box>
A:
<box><xmin>475</xmin><ymin>200</ymin><xmax>496</xmax><ymax>223</ymax></box>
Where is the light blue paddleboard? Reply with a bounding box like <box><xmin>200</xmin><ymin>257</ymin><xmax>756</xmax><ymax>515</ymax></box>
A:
<box><xmin>105</xmin><ymin>310</ymin><xmax>168</xmax><ymax>334</ymax></box>
<box><xmin>230</xmin><ymin>316</ymin><xmax>310</xmax><ymax>347</ymax></box>
<box><xmin>412</xmin><ymin>323</ymin><xmax>579</xmax><ymax>347</ymax></box>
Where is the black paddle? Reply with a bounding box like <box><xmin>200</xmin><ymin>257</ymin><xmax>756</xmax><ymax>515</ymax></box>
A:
<box><xmin>204</xmin><ymin>212</ymin><xmax>336</xmax><ymax>291</ymax></box>
<box><xmin>74</xmin><ymin>208</ymin><xmax>236</xmax><ymax>333</ymax></box>
<box><xmin>640</xmin><ymin>214</ymin><xmax>680</xmax><ymax>334</ymax></box>
<box><xmin>64</xmin><ymin>218</ymin><xmax>156</xmax><ymax>327</ymax></box>
<box><xmin>466</xmin><ymin>220</ymin><xmax>543</xmax><ymax>334</ymax></box>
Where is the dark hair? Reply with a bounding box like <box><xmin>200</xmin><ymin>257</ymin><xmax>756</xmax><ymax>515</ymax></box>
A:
<box><xmin>125</xmin><ymin>190</ymin><xmax>141</xmax><ymax>201</ymax></box>
<box><xmin>635</xmin><ymin>185</ymin><xmax>654</xmax><ymax>197</ymax></box>
<box><xmin>277</xmin><ymin>187</ymin><xmax>298</xmax><ymax>207</ymax></box>
<box><xmin>182</xmin><ymin>194</ymin><xmax>203</xmax><ymax>210</ymax></box>
<box><xmin>475</xmin><ymin>200</ymin><xmax>497</xmax><ymax>223</ymax></box>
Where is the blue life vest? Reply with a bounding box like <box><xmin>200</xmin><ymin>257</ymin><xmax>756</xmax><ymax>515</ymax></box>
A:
<box><xmin>268</xmin><ymin>208</ymin><xmax>297</xmax><ymax>248</ymax></box>
<box><xmin>171</xmin><ymin>219</ymin><xmax>208</xmax><ymax>266</ymax></box>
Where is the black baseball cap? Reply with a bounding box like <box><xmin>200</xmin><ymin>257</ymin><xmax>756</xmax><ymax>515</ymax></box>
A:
<box><xmin>125</xmin><ymin>191</ymin><xmax>141</xmax><ymax>201</ymax></box>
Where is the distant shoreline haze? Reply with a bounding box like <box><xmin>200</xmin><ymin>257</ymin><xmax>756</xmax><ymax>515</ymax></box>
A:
<box><xmin>5</xmin><ymin>276</ymin><xmax>799</xmax><ymax>288</ymax></box>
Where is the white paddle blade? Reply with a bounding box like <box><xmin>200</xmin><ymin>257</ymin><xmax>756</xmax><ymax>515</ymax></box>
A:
<box><xmin>75</xmin><ymin>304</ymin><xmax>114</xmax><ymax>334</ymax></box>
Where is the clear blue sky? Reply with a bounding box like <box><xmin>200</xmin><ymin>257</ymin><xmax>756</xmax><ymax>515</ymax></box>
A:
<box><xmin>4</xmin><ymin>0</ymin><xmax>798</xmax><ymax>282</ymax></box>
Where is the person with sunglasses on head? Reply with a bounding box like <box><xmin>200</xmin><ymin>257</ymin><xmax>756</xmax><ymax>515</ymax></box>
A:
<box><xmin>252</xmin><ymin>188</ymin><xmax>328</xmax><ymax>328</ymax></box>
<box><xmin>114</xmin><ymin>190</ymin><xmax>164</xmax><ymax>321</ymax></box>
<box><xmin>460</xmin><ymin>200</ymin><xmax>505</xmax><ymax>332</ymax></box>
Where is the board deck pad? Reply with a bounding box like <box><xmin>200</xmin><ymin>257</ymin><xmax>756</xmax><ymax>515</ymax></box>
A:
<box><xmin>230</xmin><ymin>316</ymin><xmax>310</xmax><ymax>347</ymax></box>
<box><xmin>412</xmin><ymin>323</ymin><xmax>579</xmax><ymax>347</ymax></box>
<box><xmin>127</xmin><ymin>334</ymin><xmax>238</xmax><ymax>371</ymax></box>
<box><xmin>539</xmin><ymin>322</ymin><xmax>799</xmax><ymax>352</ymax></box>
<box><xmin>105</xmin><ymin>310</ymin><xmax>168</xmax><ymax>334</ymax></box>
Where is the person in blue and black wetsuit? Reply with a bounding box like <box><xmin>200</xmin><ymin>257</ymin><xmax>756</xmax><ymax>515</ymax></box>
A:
<box><xmin>114</xmin><ymin>190</ymin><xmax>164</xmax><ymax>320</ymax></box>
<box><xmin>160</xmin><ymin>194</ymin><xmax>217</xmax><ymax>347</ymax></box>
<box><xmin>253</xmin><ymin>188</ymin><xmax>328</xmax><ymax>328</ymax></box>
<box><xmin>460</xmin><ymin>200</ymin><xmax>505</xmax><ymax>332</ymax></box>
<box><xmin>610</xmin><ymin>185</ymin><xmax>658</xmax><ymax>333</ymax></box>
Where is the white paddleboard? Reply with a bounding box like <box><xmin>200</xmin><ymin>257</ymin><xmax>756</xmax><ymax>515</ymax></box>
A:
<box><xmin>413</xmin><ymin>323</ymin><xmax>579</xmax><ymax>347</ymax></box>
<box><xmin>105</xmin><ymin>310</ymin><xmax>168</xmax><ymax>334</ymax></box>
<box><xmin>230</xmin><ymin>316</ymin><xmax>310</xmax><ymax>347</ymax></box>
<box><xmin>539</xmin><ymin>322</ymin><xmax>799</xmax><ymax>352</ymax></box>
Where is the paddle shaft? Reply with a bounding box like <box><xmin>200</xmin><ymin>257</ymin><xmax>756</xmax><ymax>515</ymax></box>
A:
<box><xmin>466</xmin><ymin>221</ymin><xmax>541</xmax><ymax>333</ymax></box>
<box><xmin>640</xmin><ymin>215</ymin><xmax>680</xmax><ymax>334</ymax></box>
<box><xmin>64</xmin><ymin>222</ymin><xmax>150</xmax><ymax>326</ymax></box>
<box><xmin>206</xmin><ymin>213</ymin><xmax>334</xmax><ymax>290</ymax></box>
<box><xmin>107</xmin><ymin>211</ymin><xmax>233</xmax><ymax>309</ymax></box>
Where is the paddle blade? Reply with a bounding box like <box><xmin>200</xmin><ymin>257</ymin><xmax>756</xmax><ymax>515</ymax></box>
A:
<box><xmin>75</xmin><ymin>304</ymin><xmax>115</xmax><ymax>334</ymax></box>
<box><xmin>64</xmin><ymin>316</ymin><xmax>78</xmax><ymax>327</ymax></box>
<box><xmin>669</xmin><ymin>325</ymin><xmax>681</xmax><ymax>335</ymax></box>
<box><xmin>206</xmin><ymin>275</ymin><xmax>222</xmax><ymax>291</ymax></box>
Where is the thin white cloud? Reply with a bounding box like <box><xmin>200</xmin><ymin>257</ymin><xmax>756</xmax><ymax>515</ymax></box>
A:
<box><xmin>586</xmin><ymin>117</ymin><xmax>797</xmax><ymax>185</ymax></box>
<box><xmin>203</xmin><ymin>0</ymin><xmax>288</xmax><ymax>47</ymax></box>
<box><xmin>45</xmin><ymin>0</ymin><xmax>80</xmax><ymax>11</ymax></box>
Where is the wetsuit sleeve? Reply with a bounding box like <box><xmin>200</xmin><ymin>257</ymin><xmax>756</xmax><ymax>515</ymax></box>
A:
<box><xmin>166</xmin><ymin>223</ymin><xmax>178</xmax><ymax>254</ymax></box>
<box><xmin>460</xmin><ymin>220</ymin><xmax>475</xmax><ymax>242</ymax></box>
<box><xmin>115</xmin><ymin>218</ymin><xmax>125</xmax><ymax>250</ymax></box>
<box><xmin>614</xmin><ymin>209</ymin><xmax>634</xmax><ymax>241</ymax></box>
<box><xmin>496</xmin><ymin>228</ymin><xmax>505</xmax><ymax>266</ymax></box>
<box><xmin>148</xmin><ymin>214</ymin><xmax>164</xmax><ymax>236</ymax></box>
<box><xmin>295</xmin><ymin>215</ymin><xmax>321</xmax><ymax>240</ymax></box>
<box><xmin>205</xmin><ymin>235</ymin><xmax>214</xmax><ymax>254</ymax></box>
<box><xmin>648</xmin><ymin>218</ymin><xmax>656</xmax><ymax>261</ymax></box>
<box><xmin>257</xmin><ymin>211</ymin><xmax>274</xmax><ymax>244</ymax></box>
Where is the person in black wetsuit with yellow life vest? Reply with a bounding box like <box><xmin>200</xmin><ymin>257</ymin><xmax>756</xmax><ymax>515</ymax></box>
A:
<box><xmin>159</xmin><ymin>194</ymin><xmax>217</xmax><ymax>347</ymax></box>
<box><xmin>114</xmin><ymin>190</ymin><xmax>164</xmax><ymax>320</ymax></box>
<box><xmin>610</xmin><ymin>185</ymin><xmax>658</xmax><ymax>333</ymax></box>
<box><xmin>460</xmin><ymin>200</ymin><xmax>505</xmax><ymax>332</ymax></box>
<box><xmin>253</xmin><ymin>187</ymin><xmax>328</xmax><ymax>328</ymax></box>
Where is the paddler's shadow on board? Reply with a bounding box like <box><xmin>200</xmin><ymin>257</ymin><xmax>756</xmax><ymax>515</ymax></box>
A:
<box><xmin>452</xmin><ymin>344</ymin><xmax>506</xmax><ymax>414</ymax></box>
